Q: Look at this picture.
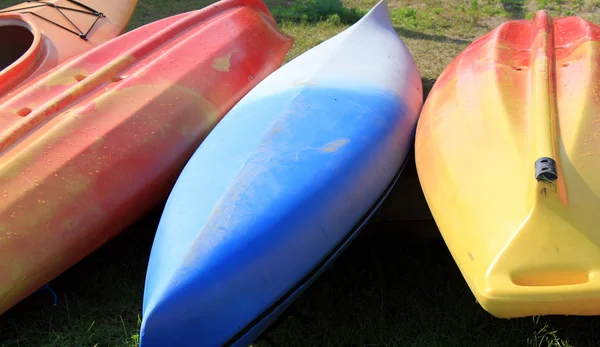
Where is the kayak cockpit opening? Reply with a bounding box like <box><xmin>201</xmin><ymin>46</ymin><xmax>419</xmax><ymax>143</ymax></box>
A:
<box><xmin>0</xmin><ymin>20</ymin><xmax>34</xmax><ymax>72</ymax></box>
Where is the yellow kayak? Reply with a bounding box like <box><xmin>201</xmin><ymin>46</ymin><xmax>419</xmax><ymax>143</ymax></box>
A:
<box><xmin>416</xmin><ymin>11</ymin><xmax>600</xmax><ymax>318</ymax></box>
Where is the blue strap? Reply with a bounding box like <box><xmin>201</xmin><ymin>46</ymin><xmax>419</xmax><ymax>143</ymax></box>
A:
<box><xmin>34</xmin><ymin>284</ymin><xmax>58</xmax><ymax>306</ymax></box>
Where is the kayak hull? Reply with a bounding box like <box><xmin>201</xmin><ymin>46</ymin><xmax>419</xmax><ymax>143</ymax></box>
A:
<box><xmin>0</xmin><ymin>0</ymin><xmax>138</xmax><ymax>95</ymax></box>
<box><xmin>416</xmin><ymin>11</ymin><xmax>600</xmax><ymax>318</ymax></box>
<box><xmin>0</xmin><ymin>0</ymin><xmax>292</xmax><ymax>315</ymax></box>
<box><xmin>223</xmin><ymin>151</ymin><xmax>407</xmax><ymax>347</ymax></box>
<box><xmin>140</xmin><ymin>1</ymin><xmax>423</xmax><ymax>346</ymax></box>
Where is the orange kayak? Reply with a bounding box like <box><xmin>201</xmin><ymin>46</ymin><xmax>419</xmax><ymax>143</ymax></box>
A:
<box><xmin>0</xmin><ymin>0</ymin><xmax>292</xmax><ymax>315</ymax></box>
<box><xmin>0</xmin><ymin>0</ymin><xmax>138</xmax><ymax>96</ymax></box>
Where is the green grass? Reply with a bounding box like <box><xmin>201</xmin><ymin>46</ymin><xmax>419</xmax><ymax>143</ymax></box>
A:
<box><xmin>1</xmin><ymin>0</ymin><xmax>600</xmax><ymax>346</ymax></box>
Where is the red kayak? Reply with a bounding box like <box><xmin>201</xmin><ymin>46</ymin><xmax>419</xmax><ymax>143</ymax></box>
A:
<box><xmin>0</xmin><ymin>0</ymin><xmax>293</xmax><ymax>315</ymax></box>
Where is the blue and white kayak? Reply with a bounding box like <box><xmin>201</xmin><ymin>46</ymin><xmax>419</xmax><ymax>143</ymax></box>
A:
<box><xmin>139</xmin><ymin>1</ymin><xmax>423</xmax><ymax>346</ymax></box>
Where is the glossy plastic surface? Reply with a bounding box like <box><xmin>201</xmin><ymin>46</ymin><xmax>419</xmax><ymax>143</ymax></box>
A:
<box><xmin>140</xmin><ymin>1</ymin><xmax>423</xmax><ymax>346</ymax></box>
<box><xmin>416</xmin><ymin>10</ymin><xmax>600</xmax><ymax>318</ymax></box>
<box><xmin>0</xmin><ymin>0</ymin><xmax>292</xmax><ymax>315</ymax></box>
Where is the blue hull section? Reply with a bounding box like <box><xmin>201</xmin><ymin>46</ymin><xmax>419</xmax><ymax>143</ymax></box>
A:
<box><xmin>230</xmin><ymin>154</ymin><xmax>407</xmax><ymax>347</ymax></box>
<box><xmin>140</xmin><ymin>86</ymin><xmax>417</xmax><ymax>346</ymax></box>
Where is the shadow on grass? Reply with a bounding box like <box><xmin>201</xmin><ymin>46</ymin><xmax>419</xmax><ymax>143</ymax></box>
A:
<box><xmin>254</xmin><ymin>222</ymin><xmax>600</xmax><ymax>347</ymax></box>
<box><xmin>501</xmin><ymin>0</ymin><xmax>526</xmax><ymax>19</ymax></box>
<box><xmin>270</xmin><ymin>0</ymin><xmax>365</xmax><ymax>25</ymax></box>
<box><xmin>422</xmin><ymin>78</ymin><xmax>437</xmax><ymax>101</ymax></box>
<box><xmin>394</xmin><ymin>26</ymin><xmax>471</xmax><ymax>45</ymax></box>
<box><xmin>2</xmin><ymin>174</ymin><xmax>600</xmax><ymax>346</ymax></box>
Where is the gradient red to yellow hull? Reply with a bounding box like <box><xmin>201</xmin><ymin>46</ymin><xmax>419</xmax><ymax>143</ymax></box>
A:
<box><xmin>416</xmin><ymin>11</ymin><xmax>600</xmax><ymax>318</ymax></box>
